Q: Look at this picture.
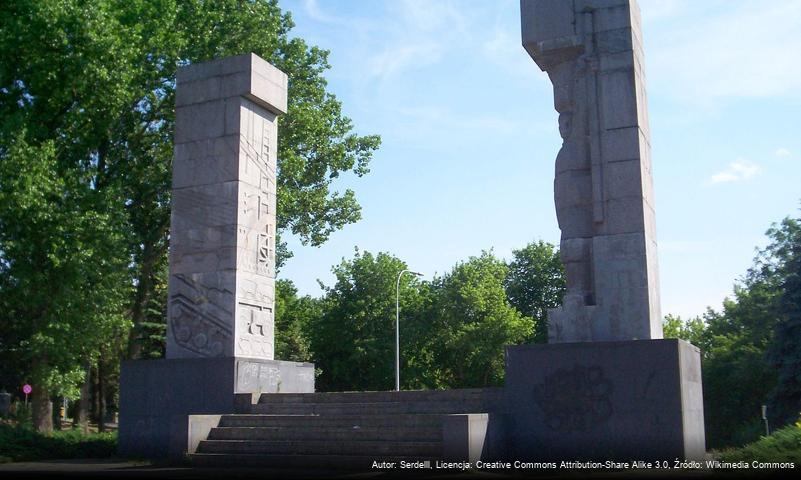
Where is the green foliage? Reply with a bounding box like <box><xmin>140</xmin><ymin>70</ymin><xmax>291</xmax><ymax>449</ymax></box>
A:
<box><xmin>0</xmin><ymin>132</ymin><xmax>130</xmax><ymax>406</ymax></box>
<box><xmin>309</xmin><ymin>250</ymin><xmax>426</xmax><ymax>391</ymax></box>
<box><xmin>717</xmin><ymin>422</ymin><xmax>801</xmax><ymax>464</ymax></box>
<box><xmin>504</xmin><ymin>240</ymin><xmax>565</xmax><ymax>343</ymax></box>
<box><xmin>688</xmin><ymin>213</ymin><xmax>800</xmax><ymax>448</ymax></box>
<box><xmin>429</xmin><ymin>252</ymin><xmax>534</xmax><ymax>388</ymax></box>
<box><xmin>275</xmin><ymin>279</ymin><xmax>316</xmax><ymax>363</ymax></box>
<box><xmin>306</xmin><ymin>248</ymin><xmax>537</xmax><ymax>392</ymax></box>
<box><xmin>7</xmin><ymin>401</ymin><xmax>33</xmax><ymax>429</ymax></box>
<box><xmin>0</xmin><ymin>0</ymin><xmax>380</xmax><ymax>381</ymax></box>
<box><xmin>0</xmin><ymin>423</ymin><xmax>117</xmax><ymax>462</ymax></box>
<box><xmin>766</xmin><ymin>216</ymin><xmax>801</xmax><ymax>428</ymax></box>
<box><xmin>662</xmin><ymin>313</ymin><xmax>707</xmax><ymax>349</ymax></box>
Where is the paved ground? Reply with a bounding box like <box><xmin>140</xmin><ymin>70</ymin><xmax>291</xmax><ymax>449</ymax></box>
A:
<box><xmin>0</xmin><ymin>459</ymin><xmax>753</xmax><ymax>479</ymax></box>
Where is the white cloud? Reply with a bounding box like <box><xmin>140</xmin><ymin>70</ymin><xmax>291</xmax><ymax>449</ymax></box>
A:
<box><xmin>709</xmin><ymin>159</ymin><xmax>761</xmax><ymax>184</ymax></box>
<box><xmin>361</xmin><ymin>0</ymin><xmax>470</xmax><ymax>79</ymax></box>
<box><xmin>368</xmin><ymin>42</ymin><xmax>443</xmax><ymax>78</ymax></box>
<box><xmin>301</xmin><ymin>0</ymin><xmax>337</xmax><ymax>23</ymax></box>
<box><xmin>775</xmin><ymin>148</ymin><xmax>791</xmax><ymax>157</ymax></box>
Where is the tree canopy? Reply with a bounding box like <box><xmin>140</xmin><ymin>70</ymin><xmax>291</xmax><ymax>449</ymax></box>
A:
<box><xmin>504</xmin><ymin>240</ymin><xmax>565</xmax><ymax>343</ymax></box>
<box><xmin>663</xmin><ymin>212</ymin><xmax>801</xmax><ymax>447</ymax></box>
<box><xmin>0</xmin><ymin>0</ymin><xmax>379</xmax><ymax>431</ymax></box>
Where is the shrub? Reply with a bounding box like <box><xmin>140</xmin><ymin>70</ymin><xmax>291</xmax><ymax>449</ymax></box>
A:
<box><xmin>717</xmin><ymin>423</ymin><xmax>801</xmax><ymax>464</ymax></box>
<box><xmin>0</xmin><ymin>423</ymin><xmax>117</xmax><ymax>462</ymax></box>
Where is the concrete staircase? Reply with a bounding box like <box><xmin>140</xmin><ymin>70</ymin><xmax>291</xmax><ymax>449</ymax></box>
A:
<box><xmin>190</xmin><ymin>388</ymin><xmax>504</xmax><ymax>469</ymax></box>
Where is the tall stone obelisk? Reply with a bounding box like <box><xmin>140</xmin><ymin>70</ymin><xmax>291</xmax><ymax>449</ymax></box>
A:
<box><xmin>167</xmin><ymin>53</ymin><xmax>283</xmax><ymax>360</ymax></box>
<box><xmin>119</xmin><ymin>53</ymin><xmax>314</xmax><ymax>459</ymax></box>
<box><xmin>503</xmin><ymin>1</ymin><xmax>705</xmax><ymax>462</ymax></box>
<box><xmin>521</xmin><ymin>0</ymin><xmax>661</xmax><ymax>343</ymax></box>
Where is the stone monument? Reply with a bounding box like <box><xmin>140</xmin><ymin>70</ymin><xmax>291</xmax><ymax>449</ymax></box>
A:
<box><xmin>503</xmin><ymin>0</ymin><xmax>706</xmax><ymax>461</ymax></box>
<box><xmin>119</xmin><ymin>53</ymin><xmax>314</xmax><ymax>458</ymax></box>
<box><xmin>523</xmin><ymin>0</ymin><xmax>660</xmax><ymax>343</ymax></box>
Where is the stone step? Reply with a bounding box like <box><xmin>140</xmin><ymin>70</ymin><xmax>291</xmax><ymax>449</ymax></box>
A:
<box><xmin>208</xmin><ymin>425</ymin><xmax>442</xmax><ymax>442</ymax></box>
<box><xmin>218</xmin><ymin>413</ymin><xmax>450</xmax><ymax>428</ymax></box>
<box><xmin>192</xmin><ymin>453</ymin><xmax>436</xmax><ymax>470</ymax></box>
<box><xmin>249</xmin><ymin>401</ymin><xmax>490</xmax><ymax>415</ymax></box>
<box><xmin>196</xmin><ymin>439</ymin><xmax>442</xmax><ymax>457</ymax></box>
<box><xmin>256</xmin><ymin>388</ymin><xmax>503</xmax><ymax>404</ymax></box>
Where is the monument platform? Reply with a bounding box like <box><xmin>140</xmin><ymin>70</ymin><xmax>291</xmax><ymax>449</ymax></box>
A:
<box><xmin>119</xmin><ymin>357</ymin><xmax>314</xmax><ymax>458</ymax></box>
<box><xmin>505</xmin><ymin>339</ymin><xmax>705</xmax><ymax>461</ymax></box>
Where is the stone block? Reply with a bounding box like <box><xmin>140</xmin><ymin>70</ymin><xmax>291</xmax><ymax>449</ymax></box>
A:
<box><xmin>591</xmin><ymin>3</ymin><xmax>633</xmax><ymax>33</ymax></box>
<box><xmin>173</xmin><ymin>135</ymin><xmax>240</xmax><ymax>189</ymax></box>
<box><xmin>119</xmin><ymin>357</ymin><xmax>314</xmax><ymax>458</ymax></box>
<box><xmin>600</xmin><ymin>126</ymin><xmax>643</xmax><ymax>163</ymax></box>
<box><xmin>166</xmin><ymin>271</ymin><xmax>236</xmax><ymax>359</ymax></box>
<box><xmin>171</xmin><ymin>181</ymin><xmax>239</xmax><ymax>231</ymax></box>
<box><xmin>172</xmin><ymin>414</ymin><xmax>221</xmax><ymax>460</ymax></box>
<box><xmin>520</xmin><ymin>0</ymin><xmax>576</xmax><ymax>61</ymax></box>
<box><xmin>169</xmin><ymin>246</ymin><xmax>238</xmax><ymax>276</ymax></box>
<box><xmin>174</xmin><ymin>99</ymin><xmax>226</xmax><ymax>144</ymax></box>
<box><xmin>592</xmin><ymin>232</ymin><xmax>661</xmax><ymax>340</ymax></box>
<box><xmin>599</xmin><ymin>51</ymin><xmax>635</xmax><ymax>73</ymax></box>
<box><xmin>596</xmin><ymin>27</ymin><xmax>635</xmax><ymax>55</ymax></box>
<box><xmin>235</xmin><ymin>358</ymin><xmax>315</xmax><ymax>394</ymax></box>
<box><xmin>443</xmin><ymin>414</ymin><xmax>488</xmax><ymax>462</ymax></box>
<box><xmin>170</xmin><ymin>223</ymin><xmax>239</xmax><ymax>252</ymax></box>
<box><xmin>174</xmin><ymin>76</ymin><xmax>222</xmax><ymax>108</ymax></box>
<box><xmin>176</xmin><ymin>53</ymin><xmax>287</xmax><ymax>114</ymax></box>
<box><xmin>554</xmin><ymin>168</ymin><xmax>594</xmax><ymax>209</ymax></box>
<box><xmin>596</xmin><ymin>196</ymin><xmax>644</xmax><ymax>235</ymax></box>
<box><xmin>504</xmin><ymin>339</ymin><xmax>706</xmax><ymax>461</ymax></box>
<box><xmin>236</xmin><ymin>271</ymin><xmax>276</xmax><ymax>306</ymax></box>
<box><xmin>555</xmin><ymin>140</ymin><xmax>591</xmax><ymax>174</ymax></box>
<box><xmin>600</xmin><ymin>68</ymin><xmax>638</xmax><ymax>130</ymax></box>
<box><xmin>556</xmin><ymin>204</ymin><xmax>594</xmax><ymax>238</ymax></box>
<box><xmin>603</xmin><ymin>158</ymin><xmax>644</xmax><ymax>199</ymax></box>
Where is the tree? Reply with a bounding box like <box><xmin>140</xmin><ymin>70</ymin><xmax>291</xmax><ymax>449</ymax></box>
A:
<box><xmin>274</xmin><ymin>279</ymin><xmax>317</xmax><ymax>363</ymax></box>
<box><xmin>765</xmin><ymin>216</ymin><xmax>801</xmax><ymax>428</ymax></box>
<box><xmin>309</xmin><ymin>250</ymin><xmax>427</xmax><ymax>392</ymax></box>
<box><xmin>0</xmin><ymin>135</ymin><xmax>130</xmax><ymax>432</ymax></box>
<box><xmin>662</xmin><ymin>313</ymin><xmax>706</xmax><ymax>349</ymax></box>
<box><xmin>504</xmin><ymin>240</ymin><xmax>565</xmax><ymax>343</ymax></box>
<box><xmin>1</xmin><ymin>0</ymin><xmax>379</xmax><ymax>429</ymax></box>
<box><xmin>430</xmin><ymin>251</ymin><xmax>534</xmax><ymax>388</ymax></box>
<box><xmin>694</xmin><ymin>216</ymin><xmax>799</xmax><ymax>447</ymax></box>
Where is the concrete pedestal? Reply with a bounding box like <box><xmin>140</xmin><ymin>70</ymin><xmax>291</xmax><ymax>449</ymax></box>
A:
<box><xmin>505</xmin><ymin>339</ymin><xmax>705</xmax><ymax>461</ymax></box>
<box><xmin>118</xmin><ymin>356</ymin><xmax>314</xmax><ymax>458</ymax></box>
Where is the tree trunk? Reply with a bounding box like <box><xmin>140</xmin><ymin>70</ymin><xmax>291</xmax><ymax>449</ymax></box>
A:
<box><xmin>76</xmin><ymin>363</ymin><xmax>91</xmax><ymax>433</ymax></box>
<box><xmin>32</xmin><ymin>385</ymin><xmax>53</xmax><ymax>434</ymax></box>
<box><xmin>97</xmin><ymin>359</ymin><xmax>106</xmax><ymax>433</ymax></box>
<box><xmin>128</xmin><ymin>242</ymin><xmax>155</xmax><ymax>360</ymax></box>
<box><xmin>92</xmin><ymin>364</ymin><xmax>100</xmax><ymax>425</ymax></box>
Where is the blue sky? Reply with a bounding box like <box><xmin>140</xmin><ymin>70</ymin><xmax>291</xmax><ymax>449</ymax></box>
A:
<box><xmin>277</xmin><ymin>0</ymin><xmax>801</xmax><ymax>320</ymax></box>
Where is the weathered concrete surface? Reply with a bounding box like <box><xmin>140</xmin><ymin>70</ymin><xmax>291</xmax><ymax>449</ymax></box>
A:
<box><xmin>504</xmin><ymin>339</ymin><xmax>706</xmax><ymax>461</ymax></box>
<box><xmin>521</xmin><ymin>0</ymin><xmax>661</xmax><ymax>342</ymax></box>
<box><xmin>119</xmin><ymin>356</ymin><xmax>314</xmax><ymax>458</ymax></box>
<box><xmin>167</xmin><ymin>53</ymin><xmax>285</xmax><ymax>360</ymax></box>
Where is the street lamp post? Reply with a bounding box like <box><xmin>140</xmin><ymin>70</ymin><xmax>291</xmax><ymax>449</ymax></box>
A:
<box><xmin>396</xmin><ymin>269</ymin><xmax>423</xmax><ymax>391</ymax></box>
